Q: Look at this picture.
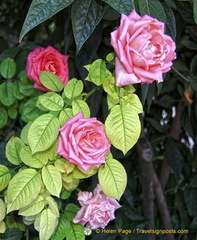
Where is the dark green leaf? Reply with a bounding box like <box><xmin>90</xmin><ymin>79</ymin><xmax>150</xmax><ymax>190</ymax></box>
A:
<box><xmin>0</xmin><ymin>108</ymin><xmax>8</xmax><ymax>129</ymax></box>
<box><xmin>166</xmin><ymin>139</ymin><xmax>184</xmax><ymax>181</ymax></box>
<box><xmin>2</xmin><ymin>228</ymin><xmax>23</xmax><ymax>240</ymax></box>
<box><xmin>184</xmin><ymin>188</ymin><xmax>197</xmax><ymax>217</ymax></box>
<box><xmin>0</xmin><ymin>58</ymin><xmax>16</xmax><ymax>79</ymax></box>
<box><xmin>102</xmin><ymin>0</ymin><xmax>135</xmax><ymax>15</ymax></box>
<box><xmin>138</xmin><ymin>0</ymin><xmax>166</xmax><ymax>23</ymax></box>
<box><xmin>71</xmin><ymin>0</ymin><xmax>103</xmax><ymax>53</ymax></box>
<box><xmin>19</xmin><ymin>0</ymin><xmax>75</xmax><ymax>42</ymax></box>
<box><xmin>194</xmin><ymin>0</ymin><xmax>197</xmax><ymax>24</ymax></box>
<box><xmin>0</xmin><ymin>82</ymin><xmax>16</xmax><ymax>106</ymax></box>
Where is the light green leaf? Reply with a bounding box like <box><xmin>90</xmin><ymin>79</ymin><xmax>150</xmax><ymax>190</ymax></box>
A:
<box><xmin>28</xmin><ymin>113</ymin><xmax>60</xmax><ymax>154</ymax></box>
<box><xmin>138</xmin><ymin>0</ymin><xmax>166</xmax><ymax>23</ymax></box>
<box><xmin>120</xmin><ymin>94</ymin><xmax>143</xmax><ymax>114</ymax></box>
<box><xmin>102</xmin><ymin>0</ymin><xmax>135</xmax><ymax>14</ymax></box>
<box><xmin>64</xmin><ymin>78</ymin><xmax>83</xmax><ymax>99</ymax></box>
<box><xmin>72</xmin><ymin>99</ymin><xmax>90</xmax><ymax>118</ymax></box>
<box><xmin>85</xmin><ymin>59</ymin><xmax>106</xmax><ymax>86</ymax></box>
<box><xmin>71</xmin><ymin>0</ymin><xmax>103</xmax><ymax>52</ymax></box>
<box><xmin>50</xmin><ymin>214</ymin><xmax>70</xmax><ymax>240</ymax></box>
<box><xmin>6</xmin><ymin>136</ymin><xmax>25</xmax><ymax>165</ymax></box>
<box><xmin>39</xmin><ymin>71</ymin><xmax>64</xmax><ymax>92</ymax></box>
<box><xmin>42</xmin><ymin>165</ymin><xmax>62</xmax><ymax>197</ymax></box>
<box><xmin>72</xmin><ymin>166</ymin><xmax>98</xmax><ymax>179</ymax></box>
<box><xmin>98</xmin><ymin>158</ymin><xmax>127</xmax><ymax>200</ymax></box>
<box><xmin>59</xmin><ymin>108</ymin><xmax>73</xmax><ymax>126</ymax></box>
<box><xmin>103</xmin><ymin>75</ymin><xmax>119</xmax><ymax>99</ymax></box>
<box><xmin>6</xmin><ymin>169</ymin><xmax>42</xmax><ymax>213</ymax></box>
<box><xmin>20</xmin><ymin>122</ymin><xmax>32</xmax><ymax>145</ymax></box>
<box><xmin>18</xmin><ymin>195</ymin><xmax>46</xmax><ymax>217</ymax></box>
<box><xmin>0</xmin><ymin>221</ymin><xmax>6</xmax><ymax>234</ymax></box>
<box><xmin>39</xmin><ymin>208</ymin><xmax>58</xmax><ymax>240</ymax></box>
<box><xmin>67</xmin><ymin>222</ymin><xmax>85</xmax><ymax>240</ymax></box>
<box><xmin>0</xmin><ymin>164</ymin><xmax>11</xmax><ymax>191</ymax></box>
<box><xmin>54</xmin><ymin>158</ymin><xmax>67</xmax><ymax>173</ymax></box>
<box><xmin>45</xmin><ymin>196</ymin><xmax>59</xmax><ymax>217</ymax></box>
<box><xmin>38</xmin><ymin>92</ymin><xmax>64</xmax><ymax>111</ymax></box>
<box><xmin>105</xmin><ymin>105</ymin><xmax>141</xmax><ymax>154</ymax></box>
<box><xmin>107</xmin><ymin>95</ymin><xmax>119</xmax><ymax>109</ymax></box>
<box><xmin>0</xmin><ymin>107</ymin><xmax>8</xmax><ymax>129</ymax></box>
<box><xmin>0</xmin><ymin>57</ymin><xmax>16</xmax><ymax>78</ymax></box>
<box><xmin>0</xmin><ymin>199</ymin><xmax>6</xmax><ymax>222</ymax></box>
<box><xmin>20</xmin><ymin>146</ymin><xmax>48</xmax><ymax>168</ymax></box>
<box><xmin>19</xmin><ymin>0</ymin><xmax>75</xmax><ymax>42</ymax></box>
<box><xmin>0</xmin><ymin>82</ymin><xmax>16</xmax><ymax>106</ymax></box>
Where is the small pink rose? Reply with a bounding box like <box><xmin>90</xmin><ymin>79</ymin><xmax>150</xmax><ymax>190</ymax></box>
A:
<box><xmin>56</xmin><ymin>112</ymin><xmax>111</xmax><ymax>171</ymax></box>
<box><xmin>111</xmin><ymin>10</ymin><xmax>176</xmax><ymax>86</ymax></box>
<box><xmin>26</xmin><ymin>46</ymin><xmax>69</xmax><ymax>91</ymax></box>
<box><xmin>73</xmin><ymin>184</ymin><xmax>121</xmax><ymax>229</ymax></box>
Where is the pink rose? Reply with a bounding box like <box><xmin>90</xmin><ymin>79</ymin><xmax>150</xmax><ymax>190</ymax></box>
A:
<box><xmin>56</xmin><ymin>112</ymin><xmax>111</xmax><ymax>171</ymax></box>
<box><xmin>73</xmin><ymin>184</ymin><xmax>121</xmax><ymax>229</ymax></box>
<box><xmin>111</xmin><ymin>10</ymin><xmax>176</xmax><ymax>86</ymax></box>
<box><xmin>26</xmin><ymin>46</ymin><xmax>69</xmax><ymax>91</ymax></box>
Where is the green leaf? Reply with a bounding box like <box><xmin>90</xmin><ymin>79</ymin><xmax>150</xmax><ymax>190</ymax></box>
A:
<box><xmin>72</xmin><ymin>99</ymin><xmax>90</xmax><ymax>118</ymax></box>
<box><xmin>59</xmin><ymin>108</ymin><xmax>74</xmax><ymax>126</ymax></box>
<box><xmin>85</xmin><ymin>59</ymin><xmax>106</xmax><ymax>86</ymax></box>
<box><xmin>38</xmin><ymin>92</ymin><xmax>64</xmax><ymax>111</ymax></box>
<box><xmin>120</xmin><ymin>94</ymin><xmax>143</xmax><ymax>114</ymax></box>
<box><xmin>21</xmin><ymin>97</ymin><xmax>44</xmax><ymax>122</ymax></box>
<box><xmin>0</xmin><ymin>57</ymin><xmax>16</xmax><ymax>78</ymax></box>
<box><xmin>6</xmin><ymin>169</ymin><xmax>42</xmax><ymax>213</ymax></box>
<box><xmin>50</xmin><ymin>214</ymin><xmax>70</xmax><ymax>240</ymax></box>
<box><xmin>6</xmin><ymin>136</ymin><xmax>25</xmax><ymax>165</ymax></box>
<box><xmin>42</xmin><ymin>165</ymin><xmax>62</xmax><ymax>197</ymax></box>
<box><xmin>20</xmin><ymin>122</ymin><xmax>32</xmax><ymax>145</ymax></box>
<box><xmin>20</xmin><ymin>146</ymin><xmax>48</xmax><ymax>168</ymax></box>
<box><xmin>0</xmin><ymin>164</ymin><xmax>11</xmax><ymax>191</ymax></box>
<box><xmin>0</xmin><ymin>82</ymin><xmax>16</xmax><ymax>106</ymax></box>
<box><xmin>65</xmin><ymin>203</ymin><xmax>80</xmax><ymax>221</ymax></box>
<box><xmin>39</xmin><ymin>71</ymin><xmax>64</xmax><ymax>92</ymax></box>
<box><xmin>138</xmin><ymin>0</ymin><xmax>166</xmax><ymax>23</ymax></box>
<box><xmin>67</xmin><ymin>222</ymin><xmax>85</xmax><ymax>240</ymax></box>
<box><xmin>28</xmin><ymin>113</ymin><xmax>60</xmax><ymax>154</ymax></box>
<box><xmin>105</xmin><ymin>105</ymin><xmax>141</xmax><ymax>154</ymax></box>
<box><xmin>19</xmin><ymin>0</ymin><xmax>75</xmax><ymax>42</ymax></box>
<box><xmin>39</xmin><ymin>208</ymin><xmax>57</xmax><ymax>240</ymax></box>
<box><xmin>64</xmin><ymin>78</ymin><xmax>83</xmax><ymax>99</ymax></box>
<box><xmin>0</xmin><ymin>107</ymin><xmax>8</xmax><ymax>129</ymax></box>
<box><xmin>8</xmin><ymin>108</ymin><xmax>18</xmax><ymax>119</ymax></box>
<box><xmin>18</xmin><ymin>195</ymin><xmax>46</xmax><ymax>217</ymax></box>
<box><xmin>0</xmin><ymin>199</ymin><xmax>6</xmax><ymax>222</ymax></box>
<box><xmin>71</xmin><ymin>0</ymin><xmax>103</xmax><ymax>52</ymax></box>
<box><xmin>98</xmin><ymin>158</ymin><xmax>127</xmax><ymax>200</ymax></box>
<box><xmin>5</xmin><ymin>215</ymin><xmax>26</xmax><ymax>231</ymax></box>
<box><xmin>102</xmin><ymin>0</ymin><xmax>135</xmax><ymax>15</ymax></box>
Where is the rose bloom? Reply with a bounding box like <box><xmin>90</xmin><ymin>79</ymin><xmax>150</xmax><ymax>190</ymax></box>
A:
<box><xmin>111</xmin><ymin>10</ymin><xmax>176</xmax><ymax>86</ymax></box>
<box><xmin>73</xmin><ymin>184</ymin><xmax>121</xmax><ymax>229</ymax></box>
<box><xmin>56</xmin><ymin>112</ymin><xmax>111</xmax><ymax>171</ymax></box>
<box><xmin>26</xmin><ymin>46</ymin><xmax>69</xmax><ymax>91</ymax></box>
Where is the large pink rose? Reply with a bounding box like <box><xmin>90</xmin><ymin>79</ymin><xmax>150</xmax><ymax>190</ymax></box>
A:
<box><xmin>56</xmin><ymin>112</ymin><xmax>111</xmax><ymax>171</ymax></box>
<box><xmin>111</xmin><ymin>10</ymin><xmax>176</xmax><ymax>86</ymax></box>
<box><xmin>73</xmin><ymin>184</ymin><xmax>121</xmax><ymax>229</ymax></box>
<box><xmin>26</xmin><ymin>46</ymin><xmax>69</xmax><ymax>91</ymax></box>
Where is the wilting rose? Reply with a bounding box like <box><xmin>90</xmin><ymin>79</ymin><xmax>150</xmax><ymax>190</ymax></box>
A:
<box><xmin>111</xmin><ymin>10</ymin><xmax>176</xmax><ymax>86</ymax></box>
<box><xmin>56</xmin><ymin>112</ymin><xmax>111</xmax><ymax>171</ymax></box>
<box><xmin>73</xmin><ymin>184</ymin><xmax>121</xmax><ymax>229</ymax></box>
<box><xmin>26</xmin><ymin>46</ymin><xmax>69</xmax><ymax>91</ymax></box>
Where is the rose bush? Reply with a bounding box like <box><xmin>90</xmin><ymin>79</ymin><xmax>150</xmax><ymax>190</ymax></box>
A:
<box><xmin>56</xmin><ymin>112</ymin><xmax>111</xmax><ymax>171</ymax></box>
<box><xmin>73</xmin><ymin>184</ymin><xmax>121</xmax><ymax>229</ymax></box>
<box><xmin>26</xmin><ymin>46</ymin><xmax>69</xmax><ymax>91</ymax></box>
<box><xmin>111</xmin><ymin>10</ymin><xmax>176</xmax><ymax>86</ymax></box>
